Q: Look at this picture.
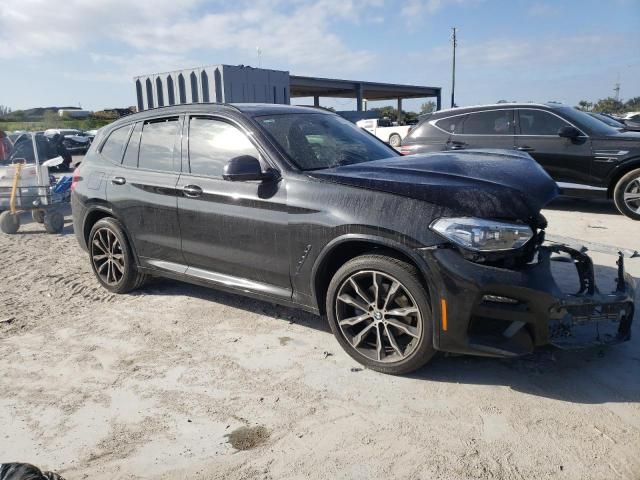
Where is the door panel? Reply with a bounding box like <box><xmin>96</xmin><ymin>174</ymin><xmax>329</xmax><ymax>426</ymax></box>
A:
<box><xmin>106</xmin><ymin>117</ymin><xmax>183</xmax><ymax>265</ymax></box>
<box><xmin>177</xmin><ymin>116</ymin><xmax>290</xmax><ymax>294</ymax></box>
<box><xmin>449</xmin><ymin>109</ymin><xmax>514</xmax><ymax>151</ymax></box>
<box><xmin>515</xmin><ymin>109</ymin><xmax>593</xmax><ymax>184</ymax></box>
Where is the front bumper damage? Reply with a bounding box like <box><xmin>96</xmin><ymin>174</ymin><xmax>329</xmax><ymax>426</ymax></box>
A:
<box><xmin>418</xmin><ymin>243</ymin><xmax>636</xmax><ymax>358</ymax></box>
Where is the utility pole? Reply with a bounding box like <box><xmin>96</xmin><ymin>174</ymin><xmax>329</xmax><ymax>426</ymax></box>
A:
<box><xmin>614</xmin><ymin>73</ymin><xmax>621</xmax><ymax>101</ymax></box>
<box><xmin>450</xmin><ymin>27</ymin><xmax>457</xmax><ymax>108</ymax></box>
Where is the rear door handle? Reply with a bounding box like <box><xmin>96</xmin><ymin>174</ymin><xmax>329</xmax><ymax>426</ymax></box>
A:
<box><xmin>182</xmin><ymin>184</ymin><xmax>203</xmax><ymax>198</ymax></box>
<box><xmin>517</xmin><ymin>146</ymin><xmax>535</xmax><ymax>152</ymax></box>
<box><xmin>111</xmin><ymin>176</ymin><xmax>126</xmax><ymax>185</ymax></box>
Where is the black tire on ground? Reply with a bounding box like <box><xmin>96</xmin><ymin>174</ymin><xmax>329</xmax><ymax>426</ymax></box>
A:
<box><xmin>32</xmin><ymin>209</ymin><xmax>45</xmax><ymax>223</ymax></box>
<box><xmin>613</xmin><ymin>168</ymin><xmax>640</xmax><ymax>220</ymax></box>
<box><xmin>88</xmin><ymin>217</ymin><xmax>148</xmax><ymax>293</ymax></box>
<box><xmin>389</xmin><ymin>134</ymin><xmax>402</xmax><ymax>148</ymax></box>
<box><xmin>0</xmin><ymin>211</ymin><xmax>20</xmax><ymax>234</ymax></box>
<box><xmin>325</xmin><ymin>253</ymin><xmax>435</xmax><ymax>375</ymax></box>
<box><xmin>43</xmin><ymin>210</ymin><xmax>64</xmax><ymax>233</ymax></box>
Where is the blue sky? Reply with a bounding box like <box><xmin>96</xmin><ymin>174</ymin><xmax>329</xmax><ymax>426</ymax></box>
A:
<box><xmin>1</xmin><ymin>0</ymin><xmax>638</xmax><ymax>113</ymax></box>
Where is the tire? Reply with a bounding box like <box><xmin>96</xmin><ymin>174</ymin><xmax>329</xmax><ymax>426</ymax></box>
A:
<box><xmin>88</xmin><ymin>217</ymin><xmax>148</xmax><ymax>293</ymax></box>
<box><xmin>325</xmin><ymin>253</ymin><xmax>435</xmax><ymax>375</ymax></box>
<box><xmin>32</xmin><ymin>209</ymin><xmax>45</xmax><ymax>224</ymax></box>
<box><xmin>0</xmin><ymin>211</ymin><xmax>20</xmax><ymax>234</ymax></box>
<box><xmin>613</xmin><ymin>168</ymin><xmax>640</xmax><ymax>220</ymax></box>
<box><xmin>43</xmin><ymin>210</ymin><xmax>64</xmax><ymax>234</ymax></box>
<box><xmin>389</xmin><ymin>134</ymin><xmax>402</xmax><ymax>148</ymax></box>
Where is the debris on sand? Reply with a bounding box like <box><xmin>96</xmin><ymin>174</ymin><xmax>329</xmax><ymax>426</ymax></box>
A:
<box><xmin>225</xmin><ymin>425</ymin><xmax>270</xmax><ymax>450</ymax></box>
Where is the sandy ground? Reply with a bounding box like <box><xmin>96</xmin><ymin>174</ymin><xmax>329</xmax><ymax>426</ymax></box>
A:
<box><xmin>1</xmin><ymin>196</ymin><xmax>639</xmax><ymax>480</ymax></box>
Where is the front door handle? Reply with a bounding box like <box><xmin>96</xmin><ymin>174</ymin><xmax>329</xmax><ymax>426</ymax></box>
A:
<box><xmin>183</xmin><ymin>184</ymin><xmax>203</xmax><ymax>198</ymax></box>
<box><xmin>448</xmin><ymin>142</ymin><xmax>466</xmax><ymax>150</ymax></box>
<box><xmin>111</xmin><ymin>176</ymin><xmax>126</xmax><ymax>185</ymax></box>
<box><xmin>517</xmin><ymin>146</ymin><xmax>535</xmax><ymax>152</ymax></box>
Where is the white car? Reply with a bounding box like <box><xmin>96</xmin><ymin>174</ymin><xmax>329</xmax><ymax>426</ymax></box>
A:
<box><xmin>356</xmin><ymin>118</ymin><xmax>411</xmax><ymax>147</ymax></box>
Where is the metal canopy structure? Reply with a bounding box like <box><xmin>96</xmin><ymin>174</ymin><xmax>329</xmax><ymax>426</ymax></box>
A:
<box><xmin>290</xmin><ymin>75</ymin><xmax>441</xmax><ymax>117</ymax></box>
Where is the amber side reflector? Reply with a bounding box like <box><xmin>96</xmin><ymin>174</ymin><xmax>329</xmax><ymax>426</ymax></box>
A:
<box><xmin>440</xmin><ymin>298</ymin><xmax>448</xmax><ymax>331</ymax></box>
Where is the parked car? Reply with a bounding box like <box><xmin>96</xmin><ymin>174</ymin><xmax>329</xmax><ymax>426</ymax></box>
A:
<box><xmin>44</xmin><ymin>128</ymin><xmax>92</xmax><ymax>154</ymax></box>
<box><xmin>71</xmin><ymin>104</ymin><xmax>635</xmax><ymax>374</ymax></box>
<box><xmin>623</xmin><ymin>114</ymin><xmax>640</xmax><ymax>132</ymax></box>
<box><xmin>400</xmin><ymin>103</ymin><xmax>640</xmax><ymax>219</ymax></box>
<box><xmin>356</xmin><ymin>117</ymin><xmax>411</xmax><ymax>147</ymax></box>
<box><xmin>589</xmin><ymin>112</ymin><xmax>640</xmax><ymax>132</ymax></box>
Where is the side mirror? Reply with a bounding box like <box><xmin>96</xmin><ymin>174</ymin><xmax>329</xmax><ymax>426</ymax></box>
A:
<box><xmin>558</xmin><ymin>126</ymin><xmax>580</xmax><ymax>139</ymax></box>
<box><xmin>222</xmin><ymin>155</ymin><xmax>277</xmax><ymax>182</ymax></box>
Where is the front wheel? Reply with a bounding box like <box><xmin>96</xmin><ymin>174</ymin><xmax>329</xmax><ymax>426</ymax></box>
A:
<box><xmin>326</xmin><ymin>254</ymin><xmax>435</xmax><ymax>375</ymax></box>
<box><xmin>613</xmin><ymin>168</ymin><xmax>640</xmax><ymax>220</ymax></box>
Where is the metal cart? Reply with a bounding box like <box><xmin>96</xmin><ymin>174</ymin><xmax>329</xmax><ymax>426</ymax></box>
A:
<box><xmin>0</xmin><ymin>133</ymin><xmax>71</xmax><ymax>234</ymax></box>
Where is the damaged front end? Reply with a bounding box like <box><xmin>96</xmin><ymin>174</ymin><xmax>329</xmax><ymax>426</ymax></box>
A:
<box><xmin>545</xmin><ymin>245</ymin><xmax>635</xmax><ymax>349</ymax></box>
<box><xmin>418</xmin><ymin>232</ymin><xmax>636</xmax><ymax>358</ymax></box>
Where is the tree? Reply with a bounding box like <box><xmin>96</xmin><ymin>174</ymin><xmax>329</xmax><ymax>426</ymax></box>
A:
<box><xmin>0</xmin><ymin>105</ymin><xmax>11</xmax><ymax>117</ymax></box>
<box><xmin>625</xmin><ymin>97</ymin><xmax>640</xmax><ymax>112</ymax></box>
<box><xmin>420</xmin><ymin>101</ymin><xmax>436</xmax><ymax>114</ymax></box>
<box><xmin>576</xmin><ymin>100</ymin><xmax>593</xmax><ymax>111</ymax></box>
<box><xmin>371</xmin><ymin>106</ymin><xmax>398</xmax><ymax>121</ymax></box>
<box><xmin>592</xmin><ymin>97</ymin><xmax>624</xmax><ymax>114</ymax></box>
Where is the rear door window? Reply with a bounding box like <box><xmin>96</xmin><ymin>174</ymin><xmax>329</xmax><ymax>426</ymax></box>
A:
<box><xmin>518</xmin><ymin>109</ymin><xmax>570</xmax><ymax>135</ymax></box>
<box><xmin>188</xmin><ymin>117</ymin><xmax>260</xmax><ymax>178</ymax></box>
<box><xmin>138</xmin><ymin>117</ymin><xmax>180</xmax><ymax>171</ymax></box>
<box><xmin>462</xmin><ymin>110</ymin><xmax>514</xmax><ymax>135</ymax></box>
<box><xmin>100</xmin><ymin>125</ymin><xmax>132</xmax><ymax>163</ymax></box>
<box><xmin>435</xmin><ymin>115</ymin><xmax>467</xmax><ymax>134</ymax></box>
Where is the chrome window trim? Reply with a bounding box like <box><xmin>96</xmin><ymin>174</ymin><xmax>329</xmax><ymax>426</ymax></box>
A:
<box><xmin>429</xmin><ymin>107</ymin><xmax>589</xmax><ymax>138</ymax></box>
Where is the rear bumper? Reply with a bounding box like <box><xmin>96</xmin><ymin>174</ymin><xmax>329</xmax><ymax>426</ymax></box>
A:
<box><xmin>418</xmin><ymin>244</ymin><xmax>635</xmax><ymax>357</ymax></box>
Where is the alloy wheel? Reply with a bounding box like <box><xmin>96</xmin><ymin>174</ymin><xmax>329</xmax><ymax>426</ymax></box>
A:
<box><xmin>623</xmin><ymin>177</ymin><xmax>640</xmax><ymax>214</ymax></box>
<box><xmin>335</xmin><ymin>270</ymin><xmax>422</xmax><ymax>363</ymax></box>
<box><xmin>91</xmin><ymin>227</ymin><xmax>125</xmax><ymax>285</ymax></box>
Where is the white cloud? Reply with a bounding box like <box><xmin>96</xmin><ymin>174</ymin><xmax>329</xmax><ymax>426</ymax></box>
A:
<box><xmin>0</xmin><ymin>0</ymin><xmax>380</xmax><ymax>76</ymax></box>
<box><xmin>423</xmin><ymin>34</ymin><xmax>624</xmax><ymax>68</ymax></box>
<box><xmin>527</xmin><ymin>3</ymin><xmax>561</xmax><ymax>17</ymax></box>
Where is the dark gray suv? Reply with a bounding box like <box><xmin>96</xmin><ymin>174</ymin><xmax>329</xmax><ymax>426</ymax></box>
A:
<box><xmin>400</xmin><ymin>103</ymin><xmax>640</xmax><ymax>219</ymax></box>
<box><xmin>71</xmin><ymin>103</ymin><xmax>635</xmax><ymax>374</ymax></box>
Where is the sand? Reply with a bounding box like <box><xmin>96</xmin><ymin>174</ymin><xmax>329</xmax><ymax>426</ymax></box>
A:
<box><xmin>1</xmin><ymin>197</ymin><xmax>639</xmax><ymax>479</ymax></box>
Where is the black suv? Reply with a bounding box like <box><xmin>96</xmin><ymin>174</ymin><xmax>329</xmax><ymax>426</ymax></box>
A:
<box><xmin>71</xmin><ymin>104</ymin><xmax>635</xmax><ymax>374</ymax></box>
<box><xmin>401</xmin><ymin>103</ymin><xmax>640</xmax><ymax>219</ymax></box>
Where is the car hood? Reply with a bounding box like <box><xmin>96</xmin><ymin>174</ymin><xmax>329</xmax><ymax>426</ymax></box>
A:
<box><xmin>308</xmin><ymin>150</ymin><xmax>559</xmax><ymax>222</ymax></box>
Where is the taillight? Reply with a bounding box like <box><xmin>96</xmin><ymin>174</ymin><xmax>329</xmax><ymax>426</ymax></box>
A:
<box><xmin>70</xmin><ymin>166</ymin><xmax>80</xmax><ymax>191</ymax></box>
<box><xmin>399</xmin><ymin>146</ymin><xmax>412</xmax><ymax>156</ymax></box>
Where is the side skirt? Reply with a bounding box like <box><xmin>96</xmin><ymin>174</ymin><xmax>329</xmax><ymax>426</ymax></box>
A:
<box><xmin>138</xmin><ymin>259</ymin><xmax>320</xmax><ymax>315</ymax></box>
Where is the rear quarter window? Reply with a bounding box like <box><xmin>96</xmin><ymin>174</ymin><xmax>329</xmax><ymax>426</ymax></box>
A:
<box><xmin>100</xmin><ymin>125</ymin><xmax>132</xmax><ymax>163</ymax></box>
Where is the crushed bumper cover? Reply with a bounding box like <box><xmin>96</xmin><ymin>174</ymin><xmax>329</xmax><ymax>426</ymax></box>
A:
<box><xmin>418</xmin><ymin>244</ymin><xmax>635</xmax><ymax>358</ymax></box>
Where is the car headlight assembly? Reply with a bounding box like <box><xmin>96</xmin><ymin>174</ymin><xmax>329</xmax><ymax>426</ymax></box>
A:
<box><xmin>430</xmin><ymin>217</ymin><xmax>533</xmax><ymax>252</ymax></box>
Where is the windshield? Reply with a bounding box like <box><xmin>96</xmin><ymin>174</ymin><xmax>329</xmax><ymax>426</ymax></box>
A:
<box><xmin>254</xmin><ymin>113</ymin><xmax>398</xmax><ymax>170</ymax></box>
<box><xmin>556</xmin><ymin>106</ymin><xmax>621</xmax><ymax>136</ymax></box>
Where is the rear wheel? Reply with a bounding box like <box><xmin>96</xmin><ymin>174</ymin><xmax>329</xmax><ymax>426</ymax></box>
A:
<box><xmin>88</xmin><ymin>217</ymin><xmax>147</xmax><ymax>293</ymax></box>
<box><xmin>389</xmin><ymin>134</ymin><xmax>402</xmax><ymax>148</ymax></box>
<box><xmin>326</xmin><ymin>254</ymin><xmax>435</xmax><ymax>374</ymax></box>
<box><xmin>0</xmin><ymin>211</ymin><xmax>20</xmax><ymax>234</ymax></box>
<box><xmin>613</xmin><ymin>168</ymin><xmax>640</xmax><ymax>220</ymax></box>
<box><xmin>44</xmin><ymin>210</ymin><xmax>64</xmax><ymax>233</ymax></box>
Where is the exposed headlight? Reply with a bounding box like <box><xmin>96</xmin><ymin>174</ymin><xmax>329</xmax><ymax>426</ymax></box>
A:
<box><xmin>430</xmin><ymin>217</ymin><xmax>533</xmax><ymax>252</ymax></box>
